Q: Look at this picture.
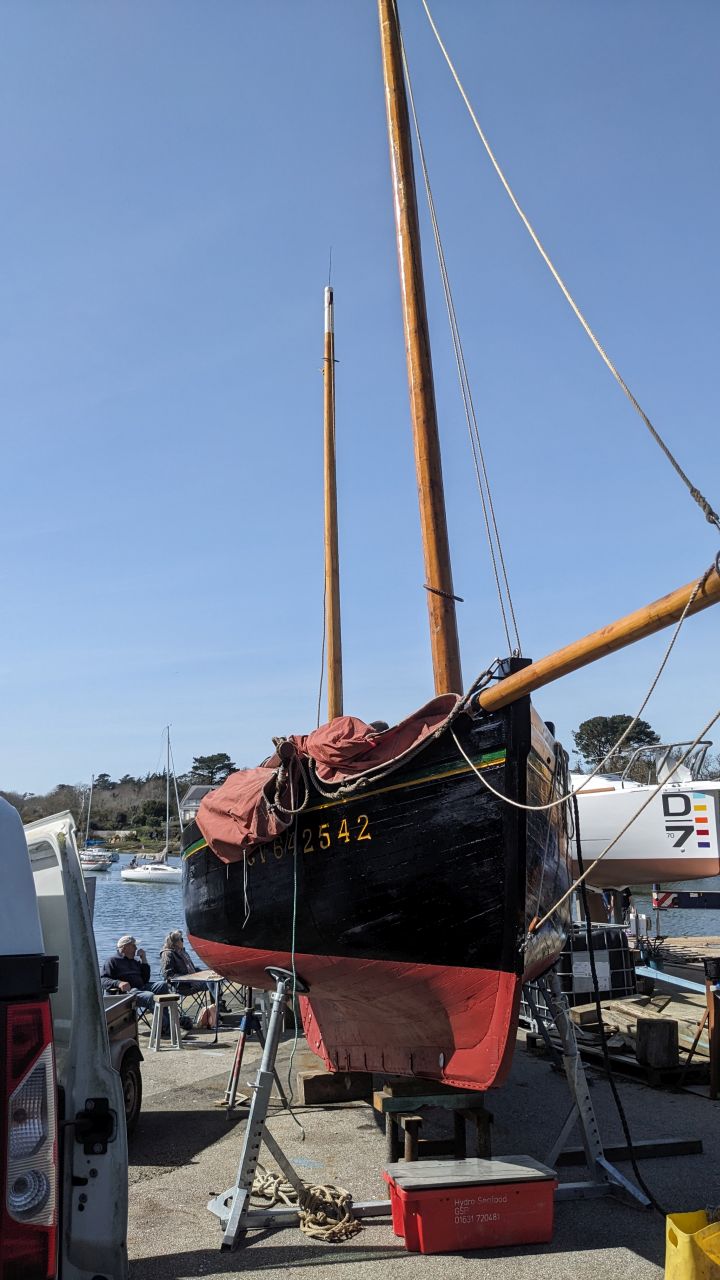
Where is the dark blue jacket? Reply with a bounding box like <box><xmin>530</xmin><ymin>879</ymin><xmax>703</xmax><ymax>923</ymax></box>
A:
<box><xmin>101</xmin><ymin>954</ymin><xmax>151</xmax><ymax>991</ymax></box>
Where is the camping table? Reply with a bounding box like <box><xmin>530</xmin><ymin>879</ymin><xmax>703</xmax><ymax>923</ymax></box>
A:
<box><xmin>173</xmin><ymin>969</ymin><xmax>224</xmax><ymax>1044</ymax></box>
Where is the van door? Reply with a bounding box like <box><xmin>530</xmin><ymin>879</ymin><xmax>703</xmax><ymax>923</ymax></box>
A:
<box><xmin>24</xmin><ymin>812</ymin><xmax>128</xmax><ymax>1280</ymax></box>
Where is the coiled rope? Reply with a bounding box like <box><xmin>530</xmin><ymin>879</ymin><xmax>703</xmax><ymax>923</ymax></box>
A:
<box><xmin>419</xmin><ymin>0</ymin><xmax>720</xmax><ymax>536</ymax></box>
<box><xmin>251</xmin><ymin>1165</ymin><xmax>362</xmax><ymax>1242</ymax></box>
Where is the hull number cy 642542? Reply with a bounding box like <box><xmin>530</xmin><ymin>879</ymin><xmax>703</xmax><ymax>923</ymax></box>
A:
<box><xmin>246</xmin><ymin>815</ymin><xmax>372</xmax><ymax>866</ymax></box>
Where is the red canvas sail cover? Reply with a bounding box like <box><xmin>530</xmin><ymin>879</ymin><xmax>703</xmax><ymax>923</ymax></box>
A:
<box><xmin>196</xmin><ymin>694</ymin><xmax>460</xmax><ymax>863</ymax></box>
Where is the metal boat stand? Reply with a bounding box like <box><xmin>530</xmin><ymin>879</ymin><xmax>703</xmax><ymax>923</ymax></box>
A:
<box><xmin>208</xmin><ymin>966</ymin><xmax>391</xmax><ymax>1251</ymax></box>
<box><xmin>220</xmin><ymin>987</ymin><xmax>288</xmax><ymax>1116</ymax></box>
<box><xmin>535</xmin><ymin>971</ymin><xmax>650</xmax><ymax>1207</ymax></box>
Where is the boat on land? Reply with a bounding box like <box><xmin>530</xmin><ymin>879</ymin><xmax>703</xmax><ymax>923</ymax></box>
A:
<box><xmin>182</xmin><ymin>0</ymin><xmax>720</xmax><ymax>1091</ymax></box>
<box><xmin>572</xmin><ymin>741</ymin><xmax>720</xmax><ymax>889</ymax></box>
<box><xmin>121</xmin><ymin>728</ymin><xmax>182</xmax><ymax>885</ymax></box>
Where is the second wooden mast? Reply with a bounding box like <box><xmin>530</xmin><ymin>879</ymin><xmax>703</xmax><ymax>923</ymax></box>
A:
<box><xmin>378</xmin><ymin>0</ymin><xmax>463</xmax><ymax>696</ymax></box>
<box><xmin>324</xmin><ymin>285</ymin><xmax>343</xmax><ymax>720</ymax></box>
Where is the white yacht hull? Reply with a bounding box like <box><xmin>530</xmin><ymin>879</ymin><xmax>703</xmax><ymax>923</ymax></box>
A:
<box><xmin>120</xmin><ymin>864</ymin><xmax>182</xmax><ymax>885</ymax></box>
<box><xmin>571</xmin><ymin>774</ymin><xmax>720</xmax><ymax>888</ymax></box>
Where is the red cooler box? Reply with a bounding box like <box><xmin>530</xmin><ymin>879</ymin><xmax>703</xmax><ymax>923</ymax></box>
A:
<box><xmin>383</xmin><ymin>1156</ymin><xmax>557</xmax><ymax>1254</ymax></box>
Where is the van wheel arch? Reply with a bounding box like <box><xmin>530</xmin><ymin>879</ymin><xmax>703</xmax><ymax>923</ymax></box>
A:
<box><xmin>119</xmin><ymin>1050</ymin><xmax>142</xmax><ymax>1134</ymax></box>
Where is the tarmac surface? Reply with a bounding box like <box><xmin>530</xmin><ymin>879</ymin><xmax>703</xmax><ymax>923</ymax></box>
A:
<box><xmin>127</xmin><ymin>1019</ymin><xmax>720</xmax><ymax>1279</ymax></box>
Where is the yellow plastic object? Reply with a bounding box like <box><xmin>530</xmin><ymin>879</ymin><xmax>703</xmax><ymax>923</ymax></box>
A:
<box><xmin>666</xmin><ymin>1213</ymin><xmax>720</xmax><ymax>1279</ymax></box>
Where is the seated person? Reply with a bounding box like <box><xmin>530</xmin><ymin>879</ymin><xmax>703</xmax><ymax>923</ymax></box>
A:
<box><xmin>160</xmin><ymin>930</ymin><xmax>208</xmax><ymax>995</ymax></box>
<box><xmin>101</xmin><ymin>934</ymin><xmax>171</xmax><ymax>1028</ymax></box>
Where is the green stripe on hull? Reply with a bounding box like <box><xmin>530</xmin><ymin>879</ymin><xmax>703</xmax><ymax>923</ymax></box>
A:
<box><xmin>183</xmin><ymin>748</ymin><xmax>506</xmax><ymax>861</ymax></box>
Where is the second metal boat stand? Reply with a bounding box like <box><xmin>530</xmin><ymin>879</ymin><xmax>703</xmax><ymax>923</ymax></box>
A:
<box><xmin>207</xmin><ymin>967</ymin><xmax>391</xmax><ymax>1251</ymax></box>
<box><xmin>537</xmin><ymin>972</ymin><xmax>650</xmax><ymax>1207</ymax></box>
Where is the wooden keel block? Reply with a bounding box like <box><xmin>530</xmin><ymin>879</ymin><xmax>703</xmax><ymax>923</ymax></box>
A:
<box><xmin>295</xmin><ymin>1069</ymin><xmax>372</xmax><ymax>1106</ymax></box>
<box><xmin>635</xmin><ymin>1018</ymin><xmax>679</xmax><ymax>1070</ymax></box>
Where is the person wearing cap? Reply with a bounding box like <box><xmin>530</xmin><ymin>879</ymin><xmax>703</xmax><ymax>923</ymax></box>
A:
<box><xmin>100</xmin><ymin>934</ymin><xmax>170</xmax><ymax>1026</ymax></box>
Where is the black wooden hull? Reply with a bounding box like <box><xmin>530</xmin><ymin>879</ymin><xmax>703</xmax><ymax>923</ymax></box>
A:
<box><xmin>183</xmin><ymin>695</ymin><xmax>570</xmax><ymax>1089</ymax></box>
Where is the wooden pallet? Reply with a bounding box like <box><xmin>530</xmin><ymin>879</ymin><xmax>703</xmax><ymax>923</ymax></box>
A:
<box><xmin>570</xmin><ymin>992</ymin><xmax>711</xmax><ymax>1061</ymax></box>
<box><xmin>526</xmin><ymin>1027</ymin><xmax>709</xmax><ymax>1088</ymax></box>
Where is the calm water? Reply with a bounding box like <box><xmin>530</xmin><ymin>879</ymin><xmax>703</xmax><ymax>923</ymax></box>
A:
<box><xmin>89</xmin><ymin>854</ymin><xmax>200</xmax><ymax>978</ymax></box>
<box><xmin>634</xmin><ymin>897</ymin><xmax>720</xmax><ymax>939</ymax></box>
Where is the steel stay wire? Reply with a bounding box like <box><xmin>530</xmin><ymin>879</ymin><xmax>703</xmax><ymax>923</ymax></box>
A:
<box><xmin>419</xmin><ymin>0</ymin><xmax>720</xmax><ymax>536</ymax></box>
<box><xmin>453</xmin><ymin>707</ymin><xmax>720</xmax><ymax>935</ymax></box>
<box><xmin>540</xmin><ymin>709</ymin><xmax>719</xmax><ymax>932</ymax></box>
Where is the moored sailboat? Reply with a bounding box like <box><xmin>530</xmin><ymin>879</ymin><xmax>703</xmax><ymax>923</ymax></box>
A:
<box><xmin>79</xmin><ymin>774</ymin><xmax>113</xmax><ymax>872</ymax></box>
<box><xmin>122</xmin><ymin>727</ymin><xmax>182</xmax><ymax>885</ymax></box>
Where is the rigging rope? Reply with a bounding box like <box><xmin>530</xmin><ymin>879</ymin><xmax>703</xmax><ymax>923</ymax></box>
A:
<box><xmin>401</xmin><ymin>32</ymin><xmax>522</xmax><ymax>652</ymax></box>
<box><xmin>419</xmin><ymin>0</ymin><xmax>720</xmax><ymax>536</ymax></box>
<box><xmin>539</xmin><ymin>708</ymin><xmax>720</xmax><ymax>932</ymax></box>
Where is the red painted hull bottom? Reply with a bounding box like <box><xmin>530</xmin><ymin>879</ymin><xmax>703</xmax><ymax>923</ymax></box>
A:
<box><xmin>188</xmin><ymin>936</ymin><xmax>522</xmax><ymax>1091</ymax></box>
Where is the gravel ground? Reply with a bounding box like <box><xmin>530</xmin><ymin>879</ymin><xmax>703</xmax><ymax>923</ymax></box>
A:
<box><xmin>127</xmin><ymin>1024</ymin><xmax>719</xmax><ymax>1280</ymax></box>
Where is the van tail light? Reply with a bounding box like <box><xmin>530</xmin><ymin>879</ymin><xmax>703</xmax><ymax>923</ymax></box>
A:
<box><xmin>1</xmin><ymin>1000</ymin><xmax>58</xmax><ymax>1280</ymax></box>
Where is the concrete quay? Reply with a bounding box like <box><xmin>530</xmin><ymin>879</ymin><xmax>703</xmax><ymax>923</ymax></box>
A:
<box><xmin>127</xmin><ymin>1024</ymin><xmax>720</xmax><ymax>1280</ymax></box>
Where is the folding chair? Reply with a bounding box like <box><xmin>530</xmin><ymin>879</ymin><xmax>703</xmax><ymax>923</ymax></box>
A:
<box><xmin>169</xmin><ymin>979</ymin><xmax>212</xmax><ymax>1026</ymax></box>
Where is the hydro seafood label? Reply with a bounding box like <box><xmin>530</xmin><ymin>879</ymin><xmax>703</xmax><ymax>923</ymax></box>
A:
<box><xmin>662</xmin><ymin>791</ymin><xmax>719</xmax><ymax>855</ymax></box>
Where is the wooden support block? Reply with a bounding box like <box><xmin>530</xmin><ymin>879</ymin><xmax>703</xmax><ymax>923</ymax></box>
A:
<box><xmin>385</xmin><ymin>1112</ymin><xmax>400</xmax><ymax>1165</ymax></box>
<box><xmin>403</xmin><ymin>1116</ymin><xmax>421</xmax><ymax>1162</ymax></box>
<box><xmin>377</xmin><ymin>1077</ymin><xmax>461</xmax><ymax>1098</ymax></box>
<box><xmin>570</xmin><ymin>1002</ymin><xmax>602</xmax><ymax>1027</ymax></box>
<box><xmin>296</xmin><ymin>1070</ymin><xmax>371</xmax><ymax>1105</ymax></box>
<box><xmin>635</xmin><ymin>1018</ymin><xmax>679</xmax><ymax>1069</ymax></box>
<box><xmin>459</xmin><ymin>1107</ymin><xmax>493</xmax><ymax>1159</ymax></box>
<box><xmin>373</xmin><ymin>1090</ymin><xmax>486</xmax><ymax>1113</ymax></box>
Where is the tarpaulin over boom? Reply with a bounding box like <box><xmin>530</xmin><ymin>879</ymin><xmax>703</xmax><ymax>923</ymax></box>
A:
<box><xmin>196</xmin><ymin>693</ymin><xmax>460</xmax><ymax>864</ymax></box>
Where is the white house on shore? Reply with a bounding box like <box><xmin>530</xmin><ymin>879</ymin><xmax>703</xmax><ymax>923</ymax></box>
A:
<box><xmin>179</xmin><ymin>785</ymin><xmax>214</xmax><ymax>826</ymax></box>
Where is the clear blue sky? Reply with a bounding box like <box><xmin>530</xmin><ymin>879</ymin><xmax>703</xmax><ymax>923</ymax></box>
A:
<box><xmin>2</xmin><ymin>2</ymin><xmax>718</xmax><ymax>793</ymax></box>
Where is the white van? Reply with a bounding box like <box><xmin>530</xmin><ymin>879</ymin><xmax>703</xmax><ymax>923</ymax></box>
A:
<box><xmin>0</xmin><ymin>799</ymin><xmax>128</xmax><ymax>1279</ymax></box>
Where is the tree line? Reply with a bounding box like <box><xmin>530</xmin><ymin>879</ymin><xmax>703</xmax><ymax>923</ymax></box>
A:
<box><xmin>1</xmin><ymin>753</ymin><xmax>238</xmax><ymax>837</ymax></box>
<box><xmin>572</xmin><ymin>715</ymin><xmax>719</xmax><ymax>779</ymax></box>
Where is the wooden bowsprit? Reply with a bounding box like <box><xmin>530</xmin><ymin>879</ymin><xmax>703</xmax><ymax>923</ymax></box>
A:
<box><xmin>207</xmin><ymin>967</ymin><xmax>390</xmax><ymax>1251</ymax></box>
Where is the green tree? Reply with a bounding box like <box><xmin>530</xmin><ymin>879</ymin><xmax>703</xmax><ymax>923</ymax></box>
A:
<box><xmin>130</xmin><ymin>799</ymin><xmax>166</xmax><ymax>828</ymax></box>
<box><xmin>190</xmin><ymin>753</ymin><xmax>236</xmax><ymax>786</ymax></box>
<box><xmin>572</xmin><ymin>715</ymin><xmax>660</xmax><ymax>771</ymax></box>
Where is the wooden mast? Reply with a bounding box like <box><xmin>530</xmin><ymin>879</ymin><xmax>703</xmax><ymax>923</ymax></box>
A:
<box><xmin>378</xmin><ymin>0</ymin><xmax>463</xmax><ymax>695</ymax></box>
<box><xmin>323</xmin><ymin>285</ymin><xmax>343</xmax><ymax>719</ymax></box>
<box><xmin>478</xmin><ymin>563</ymin><xmax>720</xmax><ymax>712</ymax></box>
